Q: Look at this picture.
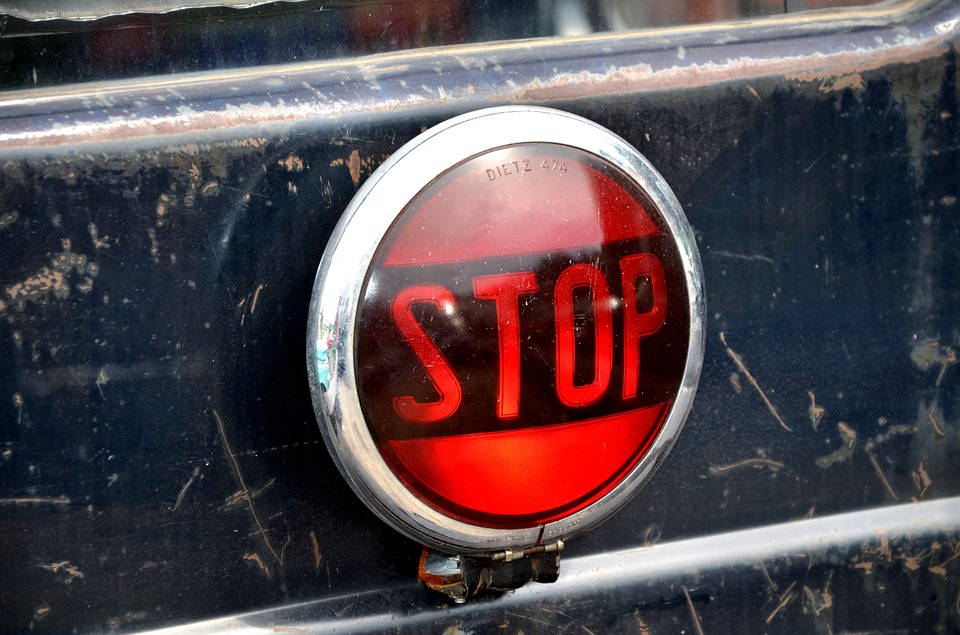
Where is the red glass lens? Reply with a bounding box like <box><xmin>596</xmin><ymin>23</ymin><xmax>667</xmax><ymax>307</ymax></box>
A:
<box><xmin>356</xmin><ymin>144</ymin><xmax>689</xmax><ymax>528</ymax></box>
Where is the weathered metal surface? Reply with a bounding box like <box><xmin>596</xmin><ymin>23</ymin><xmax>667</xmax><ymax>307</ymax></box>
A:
<box><xmin>0</xmin><ymin>1</ymin><xmax>954</xmax><ymax>151</ymax></box>
<box><xmin>0</xmin><ymin>0</ymin><xmax>311</xmax><ymax>22</ymax></box>
<box><xmin>0</xmin><ymin>0</ymin><xmax>958</xmax><ymax>631</ymax></box>
<box><xmin>418</xmin><ymin>544</ymin><xmax>564</xmax><ymax>602</ymax></box>
<box><xmin>147</xmin><ymin>497</ymin><xmax>960</xmax><ymax>634</ymax></box>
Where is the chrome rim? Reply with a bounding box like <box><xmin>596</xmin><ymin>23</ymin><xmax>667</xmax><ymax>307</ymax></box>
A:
<box><xmin>306</xmin><ymin>105</ymin><xmax>705</xmax><ymax>553</ymax></box>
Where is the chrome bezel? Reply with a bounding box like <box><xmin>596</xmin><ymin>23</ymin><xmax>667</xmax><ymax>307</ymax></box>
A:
<box><xmin>306</xmin><ymin>106</ymin><xmax>705</xmax><ymax>553</ymax></box>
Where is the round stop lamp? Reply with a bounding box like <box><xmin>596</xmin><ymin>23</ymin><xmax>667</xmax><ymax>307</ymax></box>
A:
<box><xmin>307</xmin><ymin>106</ymin><xmax>704</xmax><ymax>553</ymax></box>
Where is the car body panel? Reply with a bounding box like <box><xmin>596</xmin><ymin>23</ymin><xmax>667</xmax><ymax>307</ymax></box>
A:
<box><xmin>0</xmin><ymin>0</ymin><xmax>958</xmax><ymax>631</ymax></box>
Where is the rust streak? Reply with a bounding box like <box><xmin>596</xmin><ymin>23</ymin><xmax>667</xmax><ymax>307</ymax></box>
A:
<box><xmin>720</xmin><ymin>333</ymin><xmax>792</xmax><ymax>432</ymax></box>
<box><xmin>867</xmin><ymin>452</ymin><xmax>899</xmax><ymax>502</ymax></box>
<box><xmin>222</xmin><ymin>477</ymin><xmax>276</xmax><ymax>509</ymax></box>
<box><xmin>927</xmin><ymin>408</ymin><xmax>946</xmax><ymax>439</ymax></box>
<box><xmin>310</xmin><ymin>530</ymin><xmax>322</xmax><ymax>571</ymax></box>
<box><xmin>243</xmin><ymin>552</ymin><xmax>272</xmax><ymax>579</ymax></box>
<box><xmin>936</xmin><ymin>348</ymin><xmax>956</xmax><ymax>388</ymax></box>
<box><xmin>682</xmin><ymin>586</ymin><xmax>706</xmax><ymax>635</ymax></box>
<box><xmin>250</xmin><ymin>284</ymin><xmax>265</xmax><ymax>314</ymax></box>
<box><xmin>765</xmin><ymin>581</ymin><xmax>797</xmax><ymax>623</ymax></box>
<box><xmin>214</xmin><ymin>409</ymin><xmax>280</xmax><ymax>564</ymax></box>
<box><xmin>807</xmin><ymin>390</ymin><xmax>825</xmax><ymax>429</ymax></box>
<box><xmin>710</xmin><ymin>457</ymin><xmax>784</xmax><ymax>473</ymax></box>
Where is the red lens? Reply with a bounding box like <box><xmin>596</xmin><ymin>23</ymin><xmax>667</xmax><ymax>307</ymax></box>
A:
<box><xmin>356</xmin><ymin>144</ymin><xmax>689</xmax><ymax>528</ymax></box>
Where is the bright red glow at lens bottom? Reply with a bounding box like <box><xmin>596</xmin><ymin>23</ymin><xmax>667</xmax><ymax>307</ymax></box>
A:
<box><xmin>382</xmin><ymin>402</ymin><xmax>669</xmax><ymax>528</ymax></box>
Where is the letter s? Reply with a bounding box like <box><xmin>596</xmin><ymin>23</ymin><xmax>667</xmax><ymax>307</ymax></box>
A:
<box><xmin>391</xmin><ymin>285</ymin><xmax>462</xmax><ymax>423</ymax></box>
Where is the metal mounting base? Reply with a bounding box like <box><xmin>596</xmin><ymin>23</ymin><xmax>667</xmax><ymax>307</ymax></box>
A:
<box><xmin>418</xmin><ymin>542</ymin><xmax>564</xmax><ymax>602</ymax></box>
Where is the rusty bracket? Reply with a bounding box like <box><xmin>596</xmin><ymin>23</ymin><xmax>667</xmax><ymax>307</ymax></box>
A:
<box><xmin>418</xmin><ymin>541</ymin><xmax>564</xmax><ymax>602</ymax></box>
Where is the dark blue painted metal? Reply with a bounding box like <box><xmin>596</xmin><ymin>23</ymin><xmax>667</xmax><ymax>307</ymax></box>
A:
<box><xmin>0</xmin><ymin>0</ymin><xmax>958</xmax><ymax>631</ymax></box>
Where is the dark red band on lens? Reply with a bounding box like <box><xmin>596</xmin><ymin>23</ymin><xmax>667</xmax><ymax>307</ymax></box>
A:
<box><xmin>382</xmin><ymin>401</ymin><xmax>669</xmax><ymax>526</ymax></box>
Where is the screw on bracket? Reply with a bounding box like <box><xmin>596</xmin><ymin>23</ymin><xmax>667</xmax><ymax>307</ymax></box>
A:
<box><xmin>418</xmin><ymin>541</ymin><xmax>564</xmax><ymax>602</ymax></box>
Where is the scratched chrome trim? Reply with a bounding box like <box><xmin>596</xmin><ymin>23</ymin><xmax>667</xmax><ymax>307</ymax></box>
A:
<box><xmin>306</xmin><ymin>106</ymin><xmax>705</xmax><ymax>553</ymax></box>
<box><xmin>143</xmin><ymin>497</ymin><xmax>960</xmax><ymax>633</ymax></box>
<box><xmin>0</xmin><ymin>0</ymin><xmax>953</xmax><ymax>157</ymax></box>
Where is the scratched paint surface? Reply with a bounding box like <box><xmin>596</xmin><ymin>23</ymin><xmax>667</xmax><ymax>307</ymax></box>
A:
<box><xmin>1</xmin><ymin>2</ymin><xmax>959</xmax><ymax>632</ymax></box>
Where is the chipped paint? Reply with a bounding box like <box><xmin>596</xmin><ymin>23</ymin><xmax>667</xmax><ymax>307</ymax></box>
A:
<box><xmin>807</xmin><ymin>391</ymin><xmax>825</xmax><ymax>430</ymax></box>
<box><xmin>279</xmin><ymin>154</ymin><xmax>304</xmax><ymax>172</ymax></box>
<box><xmin>39</xmin><ymin>561</ymin><xmax>84</xmax><ymax>584</ymax></box>
<box><xmin>87</xmin><ymin>223</ymin><xmax>110</xmax><ymax>249</ymax></box>
<box><xmin>0</xmin><ymin>2</ymin><xmax>948</xmax><ymax>154</ymax></box>
<box><xmin>513</xmin><ymin>38</ymin><xmax>943</xmax><ymax>102</ymax></box>
<box><xmin>331</xmin><ymin>150</ymin><xmax>390</xmax><ymax>187</ymax></box>
<box><xmin>4</xmin><ymin>239</ymin><xmax>98</xmax><ymax>310</ymax></box>
<box><xmin>346</xmin><ymin>149</ymin><xmax>362</xmax><ymax>186</ymax></box>
<box><xmin>816</xmin><ymin>422</ymin><xmax>856</xmax><ymax>468</ymax></box>
<box><xmin>818</xmin><ymin>73</ymin><xmax>866</xmax><ymax>92</ymax></box>
<box><xmin>912</xmin><ymin>458</ymin><xmax>933</xmax><ymax>498</ymax></box>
